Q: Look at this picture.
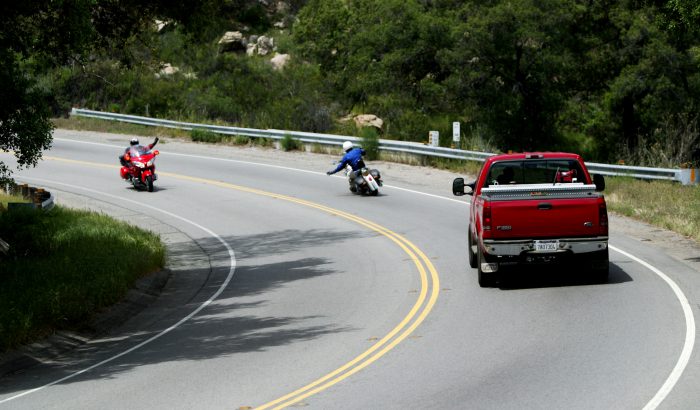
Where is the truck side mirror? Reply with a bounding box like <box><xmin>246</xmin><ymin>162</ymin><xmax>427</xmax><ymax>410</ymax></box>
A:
<box><xmin>452</xmin><ymin>178</ymin><xmax>465</xmax><ymax>196</ymax></box>
<box><xmin>453</xmin><ymin>178</ymin><xmax>475</xmax><ymax>196</ymax></box>
<box><xmin>593</xmin><ymin>174</ymin><xmax>605</xmax><ymax>191</ymax></box>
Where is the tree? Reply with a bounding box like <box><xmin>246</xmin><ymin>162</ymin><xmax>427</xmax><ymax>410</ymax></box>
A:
<box><xmin>294</xmin><ymin>0</ymin><xmax>453</xmax><ymax>139</ymax></box>
<box><xmin>0</xmin><ymin>0</ymin><xmax>225</xmax><ymax>183</ymax></box>
<box><xmin>0</xmin><ymin>1</ymin><xmax>94</xmax><ymax>183</ymax></box>
<box><xmin>441</xmin><ymin>0</ymin><xmax>578</xmax><ymax>151</ymax></box>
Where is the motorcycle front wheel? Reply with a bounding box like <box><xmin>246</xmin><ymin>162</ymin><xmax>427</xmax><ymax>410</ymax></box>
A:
<box><xmin>146</xmin><ymin>175</ymin><xmax>154</xmax><ymax>192</ymax></box>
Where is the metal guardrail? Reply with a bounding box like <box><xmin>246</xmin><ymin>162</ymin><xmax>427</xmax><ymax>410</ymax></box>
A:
<box><xmin>584</xmin><ymin>162</ymin><xmax>682</xmax><ymax>183</ymax></box>
<box><xmin>1</xmin><ymin>184</ymin><xmax>54</xmax><ymax>255</ymax></box>
<box><xmin>3</xmin><ymin>183</ymin><xmax>55</xmax><ymax>211</ymax></box>
<box><xmin>71</xmin><ymin>108</ymin><xmax>697</xmax><ymax>184</ymax></box>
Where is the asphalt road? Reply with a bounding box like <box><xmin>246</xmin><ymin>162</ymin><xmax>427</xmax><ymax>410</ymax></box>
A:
<box><xmin>0</xmin><ymin>131</ymin><xmax>698</xmax><ymax>409</ymax></box>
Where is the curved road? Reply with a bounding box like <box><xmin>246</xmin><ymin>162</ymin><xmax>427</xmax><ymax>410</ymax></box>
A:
<box><xmin>1</xmin><ymin>131</ymin><xmax>699</xmax><ymax>409</ymax></box>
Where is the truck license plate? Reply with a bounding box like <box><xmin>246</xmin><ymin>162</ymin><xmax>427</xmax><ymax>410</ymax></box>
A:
<box><xmin>534</xmin><ymin>240</ymin><xmax>559</xmax><ymax>252</ymax></box>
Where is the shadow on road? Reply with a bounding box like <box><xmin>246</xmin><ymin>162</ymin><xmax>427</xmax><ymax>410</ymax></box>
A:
<box><xmin>0</xmin><ymin>228</ymin><xmax>367</xmax><ymax>394</ymax></box>
<box><xmin>499</xmin><ymin>262</ymin><xmax>632</xmax><ymax>290</ymax></box>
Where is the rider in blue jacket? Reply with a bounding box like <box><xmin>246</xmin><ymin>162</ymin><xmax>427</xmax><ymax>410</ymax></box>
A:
<box><xmin>327</xmin><ymin>141</ymin><xmax>367</xmax><ymax>191</ymax></box>
<box><xmin>327</xmin><ymin>141</ymin><xmax>366</xmax><ymax>174</ymax></box>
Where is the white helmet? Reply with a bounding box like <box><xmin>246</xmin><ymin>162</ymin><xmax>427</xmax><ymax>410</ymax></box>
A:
<box><xmin>343</xmin><ymin>141</ymin><xmax>353</xmax><ymax>152</ymax></box>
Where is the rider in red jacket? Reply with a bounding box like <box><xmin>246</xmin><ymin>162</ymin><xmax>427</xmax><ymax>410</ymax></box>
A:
<box><xmin>120</xmin><ymin>137</ymin><xmax>159</xmax><ymax>166</ymax></box>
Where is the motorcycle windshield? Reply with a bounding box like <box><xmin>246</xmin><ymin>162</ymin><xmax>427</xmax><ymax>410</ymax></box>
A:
<box><xmin>129</xmin><ymin>146</ymin><xmax>151</xmax><ymax>157</ymax></box>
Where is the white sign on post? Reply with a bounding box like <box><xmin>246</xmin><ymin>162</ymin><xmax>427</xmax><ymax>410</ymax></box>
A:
<box><xmin>452</xmin><ymin>122</ymin><xmax>460</xmax><ymax>142</ymax></box>
<box><xmin>429</xmin><ymin>131</ymin><xmax>439</xmax><ymax>147</ymax></box>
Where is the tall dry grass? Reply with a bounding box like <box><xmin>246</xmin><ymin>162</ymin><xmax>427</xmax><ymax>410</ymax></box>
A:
<box><xmin>605</xmin><ymin>177</ymin><xmax>700</xmax><ymax>243</ymax></box>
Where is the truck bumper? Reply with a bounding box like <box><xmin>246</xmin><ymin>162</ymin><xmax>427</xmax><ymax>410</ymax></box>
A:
<box><xmin>482</xmin><ymin>237</ymin><xmax>608</xmax><ymax>257</ymax></box>
<box><xmin>479</xmin><ymin>237</ymin><xmax>609</xmax><ymax>272</ymax></box>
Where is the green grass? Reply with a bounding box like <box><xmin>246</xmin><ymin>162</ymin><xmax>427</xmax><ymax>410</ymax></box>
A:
<box><xmin>0</xmin><ymin>206</ymin><xmax>165</xmax><ymax>352</ymax></box>
<box><xmin>1</xmin><ymin>192</ymin><xmax>29</xmax><ymax>208</ymax></box>
<box><xmin>191</xmin><ymin>128</ymin><xmax>224</xmax><ymax>143</ymax></box>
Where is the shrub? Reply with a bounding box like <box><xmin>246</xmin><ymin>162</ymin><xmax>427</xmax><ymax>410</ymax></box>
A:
<box><xmin>360</xmin><ymin>127</ymin><xmax>380</xmax><ymax>160</ymax></box>
<box><xmin>233</xmin><ymin>135</ymin><xmax>251</xmax><ymax>145</ymax></box>
<box><xmin>253</xmin><ymin>137</ymin><xmax>274</xmax><ymax>148</ymax></box>
<box><xmin>280</xmin><ymin>134</ymin><xmax>302</xmax><ymax>151</ymax></box>
<box><xmin>190</xmin><ymin>128</ymin><xmax>223</xmax><ymax>143</ymax></box>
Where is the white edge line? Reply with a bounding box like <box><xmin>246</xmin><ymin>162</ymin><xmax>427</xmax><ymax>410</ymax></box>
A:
<box><xmin>0</xmin><ymin>177</ymin><xmax>237</xmax><ymax>404</ymax></box>
<box><xmin>610</xmin><ymin>245</ymin><xmax>696</xmax><ymax>410</ymax></box>
<box><xmin>49</xmin><ymin>136</ymin><xmax>696</xmax><ymax>408</ymax></box>
<box><xmin>52</xmin><ymin>137</ymin><xmax>466</xmax><ymax>203</ymax></box>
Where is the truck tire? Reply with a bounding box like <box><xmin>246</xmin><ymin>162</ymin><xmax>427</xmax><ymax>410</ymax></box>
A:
<box><xmin>477</xmin><ymin>249</ymin><xmax>497</xmax><ymax>288</ymax></box>
<box><xmin>591</xmin><ymin>248</ymin><xmax>609</xmax><ymax>283</ymax></box>
<box><xmin>468</xmin><ymin>229</ymin><xmax>477</xmax><ymax>269</ymax></box>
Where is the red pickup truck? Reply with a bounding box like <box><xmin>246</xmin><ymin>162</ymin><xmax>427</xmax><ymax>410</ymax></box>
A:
<box><xmin>452</xmin><ymin>152</ymin><xmax>609</xmax><ymax>287</ymax></box>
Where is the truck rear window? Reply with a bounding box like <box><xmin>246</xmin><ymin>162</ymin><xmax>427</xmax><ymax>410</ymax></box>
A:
<box><xmin>486</xmin><ymin>160</ymin><xmax>585</xmax><ymax>186</ymax></box>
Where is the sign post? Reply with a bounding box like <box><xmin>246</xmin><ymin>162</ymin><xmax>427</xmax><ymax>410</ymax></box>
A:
<box><xmin>429</xmin><ymin>131</ymin><xmax>439</xmax><ymax>147</ymax></box>
<box><xmin>452</xmin><ymin>121</ymin><xmax>460</xmax><ymax>148</ymax></box>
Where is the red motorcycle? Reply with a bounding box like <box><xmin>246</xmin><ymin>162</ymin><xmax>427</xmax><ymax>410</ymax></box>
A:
<box><xmin>120</xmin><ymin>145</ymin><xmax>159</xmax><ymax>192</ymax></box>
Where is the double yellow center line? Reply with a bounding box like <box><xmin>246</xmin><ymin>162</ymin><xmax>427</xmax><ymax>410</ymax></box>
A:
<box><xmin>43</xmin><ymin>156</ymin><xmax>441</xmax><ymax>408</ymax></box>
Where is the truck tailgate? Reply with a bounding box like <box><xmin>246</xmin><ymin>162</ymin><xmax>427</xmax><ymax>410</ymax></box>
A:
<box><xmin>481</xmin><ymin>184</ymin><xmax>603</xmax><ymax>239</ymax></box>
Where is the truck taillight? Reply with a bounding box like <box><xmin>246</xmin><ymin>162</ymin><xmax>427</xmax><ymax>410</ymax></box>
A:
<box><xmin>599</xmin><ymin>199</ymin><xmax>608</xmax><ymax>234</ymax></box>
<box><xmin>483</xmin><ymin>201</ymin><xmax>492</xmax><ymax>232</ymax></box>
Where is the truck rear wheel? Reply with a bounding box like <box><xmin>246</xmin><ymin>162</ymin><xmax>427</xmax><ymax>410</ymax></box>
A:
<box><xmin>468</xmin><ymin>229</ymin><xmax>477</xmax><ymax>269</ymax></box>
<box><xmin>477</xmin><ymin>249</ymin><xmax>497</xmax><ymax>288</ymax></box>
<box><xmin>591</xmin><ymin>248</ymin><xmax>609</xmax><ymax>283</ymax></box>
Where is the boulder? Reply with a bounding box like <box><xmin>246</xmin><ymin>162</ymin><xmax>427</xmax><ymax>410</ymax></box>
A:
<box><xmin>154</xmin><ymin>20</ymin><xmax>170</xmax><ymax>32</ymax></box>
<box><xmin>247</xmin><ymin>36</ymin><xmax>276</xmax><ymax>56</ymax></box>
<box><xmin>218</xmin><ymin>31</ymin><xmax>247</xmax><ymax>53</ymax></box>
<box><xmin>155</xmin><ymin>63</ymin><xmax>180</xmax><ymax>78</ymax></box>
<box><xmin>246</xmin><ymin>43</ymin><xmax>257</xmax><ymax>56</ymax></box>
<box><xmin>256</xmin><ymin>36</ymin><xmax>275</xmax><ymax>56</ymax></box>
<box><xmin>354</xmin><ymin>114</ymin><xmax>384</xmax><ymax>131</ymax></box>
<box><xmin>159</xmin><ymin>63</ymin><xmax>179</xmax><ymax>76</ymax></box>
<box><xmin>270</xmin><ymin>53</ymin><xmax>290</xmax><ymax>70</ymax></box>
<box><xmin>276</xmin><ymin>1</ymin><xmax>290</xmax><ymax>13</ymax></box>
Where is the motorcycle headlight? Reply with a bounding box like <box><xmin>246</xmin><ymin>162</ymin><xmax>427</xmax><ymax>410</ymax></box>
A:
<box><xmin>146</xmin><ymin>159</ymin><xmax>154</xmax><ymax>167</ymax></box>
<box><xmin>133</xmin><ymin>161</ymin><xmax>145</xmax><ymax>168</ymax></box>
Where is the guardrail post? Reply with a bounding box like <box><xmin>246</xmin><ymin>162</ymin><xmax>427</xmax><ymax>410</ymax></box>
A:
<box><xmin>679</xmin><ymin>168</ymin><xmax>700</xmax><ymax>185</ymax></box>
<box><xmin>34</xmin><ymin>189</ymin><xmax>45</xmax><ymax>208</ymax></box>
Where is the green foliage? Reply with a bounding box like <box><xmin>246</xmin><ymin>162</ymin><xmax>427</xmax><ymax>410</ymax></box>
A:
<box><xmin>293</xmin><ymin>0</ymin><xmax>700</xmax><ymax>164</ymax></box>
<box><xmin>13</xmin><ymin>0</ymin><xmax>700</xmax><ymax>167</ymax></box>
<box><xmin>360</xmin><ymin>127</ymin><xmax>380</xmax><ymax>160</ymax></box>
<box><xmin>280</xmin><ymin>134</ymin><xmax>302</xmax><ymax>151</ymax></box>
<box><xmin>234</xmin><ymin>135</ymin><xmax>251</xmax><ymax>145</ymax></box>
<box><xmin>0</xmin><ymin>206</ymin><xmax>165</xmax><ymax>351</ymax></box>
<box><xmin>0</xmin><ymin>1</ymin><xmax>231</xmax><ymax>182</ymax></box>
<box><xmin>1</xmin><ymin>49</ymin><xmax>54</xmax><ymax>184</ymax></box>
<box><xmin>190</xmin><ymin>128</ymin><xmax>223</xmax><ymax>143</ymax></box>
<box><xmin>255</xmin><ymin>138</ymin><xmax>274</xmax><ymax>148</ymax></box>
